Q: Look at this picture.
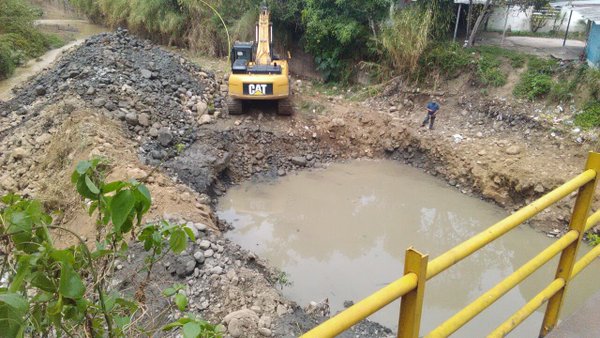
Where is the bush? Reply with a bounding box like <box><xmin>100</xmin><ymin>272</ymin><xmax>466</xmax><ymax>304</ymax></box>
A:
<box><xmin>549</xmin><ymin>81</ymin><xmax>572</xmax><ymax>103</ymax></box>
<box><xmin>586</xmin><ymin>68</ymin><xmax>600</xmax><ymax>101</ymax></box>
<box><xmin>420</xmin><ymin>42</ymin><xmax>471</xmax><ymax>78</ymax></box>
<box><xmin>527</xmin><ymin>56</ymin><xmax>557</xmax><ymax>75</ymax></box>
<box><xmin>476</xmin><ymin>55</ymin><xmax>506</xmax><ymax>87</ymax></box>
<box><xmin>513</xmin><ymin>72</ymin><xmax>553</xmax><ymax>100</ymax></box>
<box><xmin>0</xmin><ymin>0</ymin><xmax>64</xmax><ymax>79</ymax></box>
<box><xmin>513</xmin><ymin>57</ymin><xmax>558</xmax><ymax>100</ymax></box>
<box><xmin>574</xmin><ymin>101</ymin><xmax>600</xmax><ymax>129</ymax></box>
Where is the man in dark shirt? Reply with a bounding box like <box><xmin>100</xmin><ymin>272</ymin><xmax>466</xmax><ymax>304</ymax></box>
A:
<box><xmin>421</xmin><ymin>101</ymin><xmax>440</xmax><ymax>130</ymax></box>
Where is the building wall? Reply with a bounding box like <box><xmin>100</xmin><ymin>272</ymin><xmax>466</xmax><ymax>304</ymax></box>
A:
<box><xmin>487</xmin><ymin>5</ymin><xmax>587</xmax><ymax>33</ymax></box>
<box><xmin>587</xmin><ymin>22</ymin><xmax>600</xmax><ymax>68</ymax></box>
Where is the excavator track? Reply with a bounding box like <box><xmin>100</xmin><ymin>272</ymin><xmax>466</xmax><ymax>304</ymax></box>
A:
<box><xmin>277</xmin><ymin>98</ymin><xmax>293</xmax><ymax>116</ymax></box>
<box><xmin>227</xmin><ymin>97</ymin><xmax>243</xmax><ymax>115</ymax></box>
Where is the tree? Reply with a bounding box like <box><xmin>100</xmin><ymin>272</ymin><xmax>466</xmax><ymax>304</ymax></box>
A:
<box><xmin>302</xmin><ymin>0</ymin><xmax>391</xmax><ymax>81</ymax></box>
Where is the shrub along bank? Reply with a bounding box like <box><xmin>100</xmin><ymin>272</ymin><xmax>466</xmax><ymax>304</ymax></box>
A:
<box><xmin>0</xmin><ymin>0</ymin><xmax>63</xmax><ymax>79</ymax></box>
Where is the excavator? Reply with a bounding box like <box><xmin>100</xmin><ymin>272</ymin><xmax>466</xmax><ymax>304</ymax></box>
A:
<box><xmin>226</xmin><ymin>5</ymin><xmax>292</xmax><ymax>115</ymax></box>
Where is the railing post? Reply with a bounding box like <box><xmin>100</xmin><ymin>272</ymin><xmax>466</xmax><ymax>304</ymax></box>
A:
<box><xmin>540</xmin><ymin>151</ymin><xmax>600</xmax><ymax>337</ymax></box>
<box><xmin>398</xmin><ymin>247</ymin><xmax>428</xmax><ymax>338</ymax></box>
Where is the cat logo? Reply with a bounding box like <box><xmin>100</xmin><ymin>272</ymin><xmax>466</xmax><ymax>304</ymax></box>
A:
<box><xmin>248</xmin><ymin>84</ymin><xmax>267</xmax><ymax>96</ymax></box>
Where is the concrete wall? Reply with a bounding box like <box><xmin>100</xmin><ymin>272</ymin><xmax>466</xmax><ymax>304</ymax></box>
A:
<box><xmin>587</xmin><ymin>22</ymin><xmax>600</xmax><ymax>68</ymax></box>
<box><xmin>487</xmin><ymin>5</ymin><xmax>587</xmax><ymax>33</ymax></box>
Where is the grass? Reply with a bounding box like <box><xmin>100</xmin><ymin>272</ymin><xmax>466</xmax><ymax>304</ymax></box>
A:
<box><xmin>513</xmin><ymin>56</ymin><xmax>558</xmax><ymax>100</ymax></box>
<box><xmin>471</xmin><ymin>45</ymin><xmax>526</xmax><ymax>68</ymax></box>
<box><xmin>476</xmin><ymin>55</ymin><xmax>506</xmax><ymax>87</ymax></box>
<box><xmin>0</xmin><ymin>0</ymin><xmax>65</xmax><ymax>79</ymax></box>
<box><xmin>574</xmin><ymin>101</ymin><xmax>600</xmax><ymax>129</ymax></box>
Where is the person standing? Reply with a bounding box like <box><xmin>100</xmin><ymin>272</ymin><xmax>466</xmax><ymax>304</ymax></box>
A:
<box><xmin>421</xmin><ymin>101</ymin><xmax>440</xmax><ymax>130</ymax></box>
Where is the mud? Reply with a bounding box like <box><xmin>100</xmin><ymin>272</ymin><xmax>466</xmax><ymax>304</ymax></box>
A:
<box><xmin>219</xmin><ymin>160</ymin><xmax>600</xmax><ymax>336</ymax></box>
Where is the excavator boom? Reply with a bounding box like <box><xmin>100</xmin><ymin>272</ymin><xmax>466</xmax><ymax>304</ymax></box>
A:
<box><xmin>227</xmin><ymin>5</ymin><xmax>292</xmax><ymax>115</ymax></box>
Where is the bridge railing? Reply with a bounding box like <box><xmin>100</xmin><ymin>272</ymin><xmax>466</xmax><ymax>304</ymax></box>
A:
<box><xmin>301</xmin><ymin>151</ymin><xmax>600</xmax><ymax>338</ymax></box>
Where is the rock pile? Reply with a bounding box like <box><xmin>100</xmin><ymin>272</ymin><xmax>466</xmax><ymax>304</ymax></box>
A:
<box><xmin>1</xmin><ymin>28</ymin><xmax>222</xmax><ymax>156</ymax></box>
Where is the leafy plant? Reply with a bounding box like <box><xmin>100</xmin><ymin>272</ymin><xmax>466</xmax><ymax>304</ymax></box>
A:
<box><xmin>588</xmin><ymin>232</ymin><xmax>600</xmax><ymax>247</ymax></box>
<box><xmin>273</xmin><ymin>269</ymin><xmax>293</xmax><ymax>290</ymax></box>
<box><xmin>136</xmin><ymin>220</ymin><xmax>195</xmax><ymax>301</ymax></box>
<box><xmin>162</xmin><ymin>285</ymin><xmax>223</xmax><ymax>337</ymax></box>
<box><xmin>513</xmin><ymin>57</ymin><xmax>557</xmax><ymax>100</ymax></box>
<box><xmin>574</xmin><ymin>101</ymin><xmax>600</xmax><ymax>129</ymax></box>
<box><xmin>476</xmin><ymin>55</ymin><xmax>506</xmax><ymax>87</ymax></box>
<box><xmin>0</xmin><ymin>158</ymin><xmax>211</xmax><ymax>337</ymax></box>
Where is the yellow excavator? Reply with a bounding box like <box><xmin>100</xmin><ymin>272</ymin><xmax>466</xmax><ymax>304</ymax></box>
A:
<box><xmin>227</xmin><ymin>5</ymin><xmax>292</xmax><ymax>115</ymax></box>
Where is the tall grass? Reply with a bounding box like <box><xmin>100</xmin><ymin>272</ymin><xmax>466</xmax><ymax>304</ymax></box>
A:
<box><xmin>380</xmin><ymin>5</ymin><xmax>433</xmax><ymax>77</ymax></box>
<box><xmin>0</xmin><ymin>0</ymin><xmax>64</xmax><ymax>79</ymax></box>
<box><xmin>69</xmin><ymin>0</ymin><xmax>261</xmax><ymax>56</ymax></box>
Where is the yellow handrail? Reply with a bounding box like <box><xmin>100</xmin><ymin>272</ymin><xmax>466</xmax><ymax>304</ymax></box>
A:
<box><xmin>302</xmin><ymin>152</ymin><xmax>600</xmax><ymax>338</ymax></box>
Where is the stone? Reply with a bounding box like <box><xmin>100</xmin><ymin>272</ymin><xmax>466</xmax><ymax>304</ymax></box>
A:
<box><xmin>141</xmin><ymin>69</ymin><xmax>152</xmax><ymax>79</ymax></box>
<box><xmin>185</xmin><ymin>223</ymin><xmax>199</xmax><ymax>239</ymax></box>
<box><xmin>199</xmin><ymin>114</ymin><xmax>212</xmax><ymax>125</ymax></box>
<box><xmin>93</xmin><ymin>98</ymin><xmax>107</xmax><ymax>107</ymax></box>
<box><xmin>196</xmin><ymin>100</ymin><xmax>208</xmax><ymax>115</ymax></box>
<box><xmin>204</xmin><ymin>249</ymin><xmax>214</xmax><ymax>258</ymax></box>
<box><xmin>210</xmin><ymin>266</ymin><xmax>223</xmax><ymax>275</ymax></box>
<box><xmin>194</xmin><ymin>223</ymin><xmax>207</xmax><ymax>231</ymax></box>
<box><xmin>223</xmin><ymin>309</ymin><xmax>259</xmax><ymax>338</ymax></box>
<box><xmin>86</xmin><ymin>87</ymin><xmax>95</xmax><ymax>95</ymax></box>
<box><xmin>138</xmin><ymin>113</ymin><xmax>150</xmax><ymax>127</ymax></box>
<box><xmin>534</xmin><ymin>184</ymin><xmax>545</xmax><ymax>193</ymax></box>
<box><xmin>277</xmin><ymin>169</ymin><xmax>286</xmax><ymax>176</ymax></box>
<box><xmin>0</xmin><ymin>175</ymin><xmax>17</xmax><ymax>191</ymax></box>
<box><xmin>258</xmin><ymin>315</ymin><xmax>272</xmax><ymax>329</ymax></box>
<box><xmin>276</xmin><ymin>304</ymin><xmax>288</xmax><ymax>316</ymax></box>
<box><xmin>258</xmin><ymin>328</ymin><xmax>272</xmax><ymax>336</ymax></box>
<box><xmin>158</xmin><ymin>128</ymin><xmax>173</xmax><ymax>146</ymax></box>
<box><xmin>505</xmin><ymin>145</ymin><xmax>522</xmax><ymax>155</ymax></box>
<box><xmin>104</xmin><ymin>101</ymin><xmax>116</xmax><ymax>111</ymax></box>
<box><xmin>125</xmin><ymin>112</ymin><xmax>138</xmax><ymax>125</ymax></box>
<box><xmin>176</xmin><ymin>256</ymin><xmax>196</xmax><ymax>278</ymax></box>
<box><xmin>35</xmin><ymin>85</ymin><xmax>46</xmax><ymax>96</ymax></box>
<box><xmin>199</xmin><ymin>239</ymin><xmax>211</xmax><ymax>250</ymax></box>
<box><xmin>331</xmin><ymin>117</ymin><xmax>345</xmax><ymax>127</ymax></box>
<box><xmin>11</xmin><ymin>147</ymin><xmax>29</xmax><ymax>161</ymax></box>
<box><xmin>150</xmin><ymin>150</ymin><xmax>167</xmax><ymax>160</ymax></box>
<box><xmin>193</xmin><ymin>251</ymin><xmax>205</xmax><ymax>264</ymax></box>
<box><xmin>291</xmin><ymin>156</ymin><xmax>307</xmax><ymax>166</ymax></box>
<box><xmin>149</xmin><ymin>127</ymin><xmax>159</xmax><ymax>137</ymax></box>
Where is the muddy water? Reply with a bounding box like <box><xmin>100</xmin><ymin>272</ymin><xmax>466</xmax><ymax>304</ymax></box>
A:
<box><xmin>218</xmin><ymin>160</ymin><xmax>600</xmax><ymax>337</ymax></box>
<box><xmin>0</xmin><ymin>12</ymin><xmax>106</xmax><ymax>100</ymax></box>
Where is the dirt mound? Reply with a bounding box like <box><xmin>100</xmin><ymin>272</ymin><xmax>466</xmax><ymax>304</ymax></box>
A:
<box><xmin>1</xmin><ymin>28</ymin><xmax>221</xmax><ymax>156</ymax></box>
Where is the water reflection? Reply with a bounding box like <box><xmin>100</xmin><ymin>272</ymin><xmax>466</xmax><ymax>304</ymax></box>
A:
<box><xmin>218</xmin><ymin>160</ymin><xmax>600</xmax><ymax>337</ymax></box>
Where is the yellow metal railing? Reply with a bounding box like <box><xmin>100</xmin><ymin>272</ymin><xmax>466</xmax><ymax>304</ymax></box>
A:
<box><xmin>302</xmin><ymin>151</ymin><xmax>600</xmax><ymax>338</ymax></box>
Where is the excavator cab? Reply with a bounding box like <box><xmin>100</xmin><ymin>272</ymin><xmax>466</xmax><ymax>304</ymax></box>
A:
<box><xmin>226</xmin><ymin>6</ymin><xmax>292</xmax><ymax>116</ymax></box>
<box><xmin>231</xmin><ymin>42</ymin><xmax>253</xmax><ymax>74</ymax></box>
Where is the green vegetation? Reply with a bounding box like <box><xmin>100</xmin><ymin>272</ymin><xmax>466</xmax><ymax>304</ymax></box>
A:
<box><xmin>476</xmin><ymin>55</ymin><xmax>506</xmax><ymax>87</ymax></box>
<box><xmin>0</xmin><ymin>0</ymin><xmax>64</xmax><ymax>79</ymax></box>
<box><xmin>0</xmin><ymin>158</ymin><xmax>219</xmax><ymax>337</ymax></box>
<box><xmin>588</xmin><ymin>232</ymin><xmax>600</xmax><ymax>247</ymax></box>
<box><xmin>574</xmin><ymin>101</ymin><xmax>600</xmax><ymax>129</ymax></box>
<box><xmin>513</xmin><ymin>57</ymin><xmax>557</xmax><ymax>100</ymax></box>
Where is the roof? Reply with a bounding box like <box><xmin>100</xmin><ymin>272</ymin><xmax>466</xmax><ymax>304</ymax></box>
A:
<box><xmin>551</xmin><ymin>0</ymin><xmax>600</xmax><ymax>23</ymax></box>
